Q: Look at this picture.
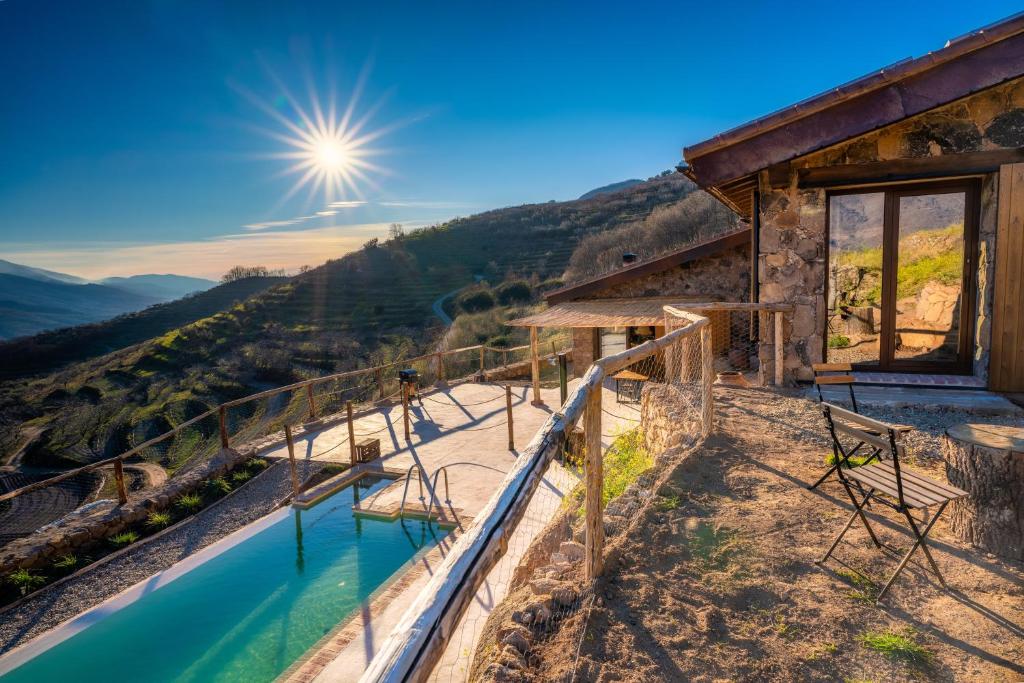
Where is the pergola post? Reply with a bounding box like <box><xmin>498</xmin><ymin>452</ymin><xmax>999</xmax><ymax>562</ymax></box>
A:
<box><xmin>530</xmin><ymin>326</ymin><xmax>543</xmax><ymax>406</ymax></box>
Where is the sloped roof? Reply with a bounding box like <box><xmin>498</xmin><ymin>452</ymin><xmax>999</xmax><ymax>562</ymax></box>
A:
<box><xmin>683</xmin><ymin>12</ymin><xmax>1024</xmax><ymax>217</ymax></box>
<box><xmin>507</xmin><ymin>297</ymin><xmax>691</xmax><ymax>328</ymax></box>
<box><xmin>544</xmin><ymin>228</ymin><xmax>750</xmax><ymax>305</ymax></box>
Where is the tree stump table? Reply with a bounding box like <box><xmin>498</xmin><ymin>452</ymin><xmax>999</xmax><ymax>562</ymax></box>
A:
<box><xmin>942</xmin><ymin>423</ymin><xmax>1024</xmax><ymax>561</ymax></box>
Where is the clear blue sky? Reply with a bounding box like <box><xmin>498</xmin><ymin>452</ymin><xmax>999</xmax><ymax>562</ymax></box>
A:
<box><xmin>0</xmin><ymin>0</ymin><xmax>1018</xmax><ymax>278</ymax></box>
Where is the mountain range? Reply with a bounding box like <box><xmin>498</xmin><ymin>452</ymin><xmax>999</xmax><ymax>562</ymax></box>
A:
<box><xmin>0</xmin><ymin>260</ymin><xmax>216</xmax><ymax>339</ymax></box>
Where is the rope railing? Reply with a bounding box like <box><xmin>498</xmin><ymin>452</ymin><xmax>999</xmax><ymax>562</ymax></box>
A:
<box><xmin>359</xmin><ymin>306</ymin><xmax>714</xmax><ymax>683</ymax></box>
<box><xmin>0</xmin><ymin>342</ymin><xmax>568</xmax><ymax>511</ymax></box>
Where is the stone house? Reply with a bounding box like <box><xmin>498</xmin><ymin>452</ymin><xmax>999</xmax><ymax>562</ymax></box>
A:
<box><xmin>683</xmin><ymin>13</ymin><xmax>1024</xmax><ymax>389</ymax></box>
<box><xmin>509</xmin><ymin>229</ymin><xmax>750</xmax><ymax>376</ymax></box>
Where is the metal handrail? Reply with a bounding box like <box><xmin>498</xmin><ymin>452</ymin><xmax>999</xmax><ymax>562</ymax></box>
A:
<box><xmin>424</xmin><ymin>466</ymin><xmax>452</xmax><ymax>522</ymax></box>
<box><xmin>398</xmin><ymin>464</ymin><xmax>427</xmax><ymax>518</ymax></box>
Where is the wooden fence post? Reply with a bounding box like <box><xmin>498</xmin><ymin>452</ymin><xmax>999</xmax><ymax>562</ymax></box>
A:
<box><xmin>284</xmin><ymin>425</ymin><xmax>300</xmax><ymax>497</ymax></box>
<box><xmin>347</xmin><ymin>400</ymin><xmax>356</xmax><ymax>463</ymax></box>
<box><xmin>436</xmin><ymin>352</ymin><xmax>446</xmax><ymax>383</ymax></box>
<box><xmin>530</xmin><ymin>326</ymin><xmax>543</xmax><ymax>406</ymax></box>
<box><xmin>479</xmin><ymin>347</ymin><xmax>485</xmax><ymax>377</ymax></box>
<box><xmin>558</xmin><ymin>352</ymin><xmax>568</xmax><ymax>406</ymax></box>
<box><xmin>113</xmin><ymin>459</ymin><xmax>128</xmax><ymax>504</ymax></box>
<box><xmin>218</xmin><ymin>405</ymin><xmax>229</xmax><ymax>449</ymax></box>
<box><xmin>375</xmin><ymin>368</ymin><xmax>385</xmax><ymax>400</ymax></box>
<box><xmin>306</xmin><ymin>384</ymin><xmax>317</xmax><ymax>421</ymax></box>
<box><xmin>584</xmin><ymin>384</ymin><xmax>604</xmax><ymax>579</ymax></box>
<box><xmin>700</xmin><ymin>324</ymin><xmax>715</xmax><ymax>437</ymax></box>
<box><xmin>402</xmin><ymin>387</ymin><xmax>411</xmax><ymax>441</ymax></box>
<box><xmin>506</xmin><ymin>386</ymin><xmax>515</xmax><ymax>451</ymax></box>
<box><xmin>774</xmin><ymin>310</ymin><xmax>784</xmax><ymax>386</ymax></box>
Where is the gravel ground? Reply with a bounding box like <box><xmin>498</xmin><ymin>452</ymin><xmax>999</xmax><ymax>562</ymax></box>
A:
<box><xmin>0</xmin><ymin>458</ymin><xmax>325</xmax><ymax>655</ymax></box>
<box><xmin>722</xmin><ymin>386</ymin><xmax>1023</xmax><ymax>476</ymax></box>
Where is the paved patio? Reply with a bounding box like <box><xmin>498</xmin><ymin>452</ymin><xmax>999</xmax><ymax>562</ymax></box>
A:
<box><xmin>263</xmin><ymin>380</ymin><xmax>641</xmax><ymax>682</ymax></box>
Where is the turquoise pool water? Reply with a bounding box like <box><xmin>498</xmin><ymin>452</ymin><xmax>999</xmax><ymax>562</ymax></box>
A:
<box><xmin>0</xmin><ymin>475</ymin><xmax>445</xmax><ymax>683</ymax></box>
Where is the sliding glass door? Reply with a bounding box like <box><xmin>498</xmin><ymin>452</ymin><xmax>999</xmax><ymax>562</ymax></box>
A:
<box><xmin>826</xmin><ymin>181</ymin><xmax>977</xmax><ymax>373</ymax></box>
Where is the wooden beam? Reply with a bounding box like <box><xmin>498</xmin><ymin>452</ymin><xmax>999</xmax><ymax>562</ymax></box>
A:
<box><xmin>219</xmin><ymin>405</ymin><xmax>229</xmax><ymax>449</ymax></box>
<box><xmin>584</xmin><ymin>383</ymin><xmax>604</xmax><ymax>579</ymax></box>
<box><xmin>347</xmin><ymin>401</ymin><xmax>356</xmax><ymax>463</ymax></box>
<box><xmin>700</xmin><ymin>324</ymin><xmax>714</xmax><ymax>436</ymax></box>
<box><xmin>781</xmin><ymin>148</ymin><xmax>1024</xmax><ymax>189</ymax></box>
<box><xmin>530</xmin><ymin>326</ymin><xmax>543</xmax><ymax>406</ymax></box>
<box><xmin>506</xmin><ymin>386</ymin><xmax>515</xmax><ymax>451</ymax></box>
<box><xmin>113</xmin><ymin>459</ymin><xmax>127</xmax><ymax>505</ymax></box>
<box><xmin>774</xmin><ymin>311</ymin><xmax>784</xmax><ymax>386</ymax></box>
<box><xmin>285</xmin><ymin>424</ymin><xmax>300</xmax><ymax>497</ymax></box>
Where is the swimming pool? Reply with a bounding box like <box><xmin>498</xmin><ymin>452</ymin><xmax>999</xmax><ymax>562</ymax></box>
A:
<box><xmin>0</xmin><ymin>475</ymin><xmax>446</xmax><ymax>682</ymax></box>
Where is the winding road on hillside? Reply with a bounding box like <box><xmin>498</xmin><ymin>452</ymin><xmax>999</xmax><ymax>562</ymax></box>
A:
<box><xmin>431</xmin><ymin>287</ymin><xmax>463</xmax><ymax>327</ymax></box>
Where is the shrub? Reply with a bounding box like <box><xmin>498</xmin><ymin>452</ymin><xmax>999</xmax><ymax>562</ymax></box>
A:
<box><xmin>495</xmin><ymin>280</ymin><xmax>533</xmax><ymax>305</ymax></box>
<box><xmin>205</xmin><ymin>477</ymin><xmax>232</xmax><ymax>497</ymax></box>
<box><xmin>109</xmin><ymin>530</ymin><xmax>140</xmax><ymax>548</ymax></box>
<box><xmin>231</xmin><ymin>470</ymin><xmax>252</xmax><ymax>485</ymax></box>
<box><xmin>175</xmin><ymin>492</ymin><xmax>203</xmax><ymax>513</ymax></box>
<box><xmin>145</xmin><ymin>511</ymin><xmax>172</xmax><ymax>529</ymax></box>
<box><xmin>601</xmin><ymin>428</ymin><xmax>652</xmax><ymax>506</ymax></box>
<box><xmin>457</xmin><ymin>289</ymin><xmax>495</xmax><ymax>313</ymax></box>
<box><xmin>53</xmin><ymin>554</ymin><xmax>79</xmax><ymax>573</ymax></box>
<box><xmin>828</xmin><ymin>334</ymin><xmax>851</xmax><ymax>348</ymax></box>
<box><xmin>246</xmin><ymin>457</ymin><xmax>268</xmax><ymax>472</ymax></box>
<box><xmin>7</xmin><ymin>569</ymin><xmax>46</xmax><ymax>596</ymax></box>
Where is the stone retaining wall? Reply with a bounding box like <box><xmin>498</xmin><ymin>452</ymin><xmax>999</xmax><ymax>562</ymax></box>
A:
<box><xmin>0</xmin><ymin>446</ymin><xmax>253</xmax><ymax>576</ymax></box>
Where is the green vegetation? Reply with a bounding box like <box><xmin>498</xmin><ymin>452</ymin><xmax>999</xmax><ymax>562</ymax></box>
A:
<box><xmin>685</xmin><ymin>522</ymin><xmax>743</xmax><ymax>572</ymax></box>
<box><xmin>231</xmin><ymin>470</ymin><xmax>252</xmax><ymax>486</ymax></box>
<box><xmin>824</xmin><ymin>451</ymin><xmax>875</xmax><ymax>468</ymax></box>
<box><xmin>456</xmin><ymin>289</ymin><xmax>496</xmax><ymax>313</ymax></box>
<box><xmin>656</xmin><ymin>493</ymin><xmax>682</xmax><ymax>511</ymax></box>
<box><xmin>108</xmin><ymin>530</ymin><xmax>140</xmax><ymax>548</ymax></box>
<box><xmin>494</xmin><ymin>280</ymin><xmax>533</xmax><ymax>305</ymax></box>
<box><xmin>175</xmin><ymin>492</ymin><xmax>203</xmax><ymax>513</ymax></box>
<box><xmin>836</xmin><ymin>567</ymin><xmax>878</xmax><ymax>603</ymax></box>
<box><xmin>145</xmin><ymin>511</ymin><xmax>172</xmax><ymax>529</ymax></box>
<box><xmin>7</xmin><ymin>568</ymin><xmax>46</xmax><ymax>595</ymax></box>
<box><xmin>52</xmin><ymin>554</ymin><xmax>79</xmax><ymax>573</ymax></box>
<box><xmin>828</xmin><ymin>334</ymin><xmax>851</xmax><ymax>348</ymax></box>
<box><xmin>245</xmin><ymin>457</ymin><xmax>268</xmax><ymax>471</ymax></box>
<box><xmin>836</xmin><ymin>224</ymin><xmax>963</xmax><ymax>306</ymax></box>
<box><xmin>858</xmin><ymin>628</ymin><xmax>932</xmax><ymax>666</ymax></box>
<box><xmin>601</xmin><ymin>428</ymin><xmax>653</xmax><ymax>506</ymax></box>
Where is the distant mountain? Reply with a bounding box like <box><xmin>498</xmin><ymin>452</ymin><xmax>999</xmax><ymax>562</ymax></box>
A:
<box><xmin>578</xmin><ymin>179</ymin><xmax>644</xmax><ymax>200</ymax></box>
<box><xmin>0</xmin><ymin>274</ymin><xmax>159</xmax><ymax>340</ymax></box>
<box><xmin>0</xmin><ymin>276</ymin><xmax>285</xmax><ymax>379</ymax></box>
<box><xmin>0</xmin><ymin>259</ymin><xmax>90</xmax><ymax>285</ymax></box>
<box><xmin>99</xmin><ymin>274</ymin><xmax>217</xmax><ymax>301</ymax></box>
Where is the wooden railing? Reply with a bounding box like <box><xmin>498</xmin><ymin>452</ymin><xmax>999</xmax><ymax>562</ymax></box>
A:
<box><xmin>0</xmin><ymin>343</ymin><xmax>549</xmax><ymax>507</ymax></box>
<box><xmin>360</xmin><ymin>307</ymin><xmax>713</xmax><ymax>683</ymax></box>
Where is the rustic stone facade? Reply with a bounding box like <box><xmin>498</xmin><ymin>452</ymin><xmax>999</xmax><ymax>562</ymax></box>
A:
<box><xmin>578</xmin><ymin>244</ymin><xmax>749</xmax><ymax>302</ymax></box>
<box><xmin>758</xmin><ymin>77</ymin><xmax>1024</xmax><ymax>382</ymax></box>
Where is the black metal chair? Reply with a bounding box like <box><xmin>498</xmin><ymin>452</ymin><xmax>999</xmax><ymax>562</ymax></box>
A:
<box><xmin>816</xmin><ymin>403</ymin><xmax>968</xmax><ymax>602</ymax></box>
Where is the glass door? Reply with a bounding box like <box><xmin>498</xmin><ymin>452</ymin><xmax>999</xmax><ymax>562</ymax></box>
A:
<box><xmin>827</xmin><ymin>181</ymin><xmax>977</xmax><ymax>373</ymax></box>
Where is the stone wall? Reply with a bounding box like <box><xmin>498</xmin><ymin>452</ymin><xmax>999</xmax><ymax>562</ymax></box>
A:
<box><xmin>758</xmin><ymin>77</ymin><xmax>1024</xmax><ymax>382</ymax></box>
<box><xmin>639</xmin><ymin>383</ymin><xmax>702</xmax><ymax>455</ymax></box>
<box><xmin>570</xmin><ymin>328</ymin><xmax>597</xmax><ymax>378</ymax></box>
<box><xmin>579</xmin><ymin>244</ymin><xmax>749</xmax><ymax>302</ymax></box>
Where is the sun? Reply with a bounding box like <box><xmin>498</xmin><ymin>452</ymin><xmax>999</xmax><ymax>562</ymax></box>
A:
<box><xmin>244</xmin><ymin>65</ymin><xmax>399</xmax><ymax>206</ymax></box>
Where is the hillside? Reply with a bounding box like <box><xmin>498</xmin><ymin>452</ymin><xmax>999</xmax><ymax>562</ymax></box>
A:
<box><xmin>0</xmin><ymin>173</ymin><xmax>694</xmax><ymax>470</ymax></box>
<box><xmin>0</xmin><ymin>259</ymin><xmax>90</xmax><ymax>285</ymax></box>
<box><xmin>98</xmin><ymin>274</ymin><xmax>217</xmax><ymax>301</ymax></box>
<box><xmin>579</xmin><ymin>179</ymin><xmax>644</xmax><ymax>200</ymax></box>
<box><xmin>0</xmin><ymin>276</ymin><xmax>284</xmax><ymax>380</ymax></box>
<box><xmin>0</xmin><ymin>274</ymin><xmax>159</xmax><ymax>340</ymax></box>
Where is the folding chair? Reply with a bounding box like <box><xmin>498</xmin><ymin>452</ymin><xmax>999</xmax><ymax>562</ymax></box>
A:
<box><xmin>812</xmin><ymin>363</ymin><xmax>858</xmax><ymax>412</ymax></box>
<box><xmin>808</xmin><ymin>363</ymin><xmax>912</xmax><ymax>490</ymax></box>
<box><xmin>816</xmin><ymin>403</ymin><xmax>968</xmax><ymax>602</ymax></box>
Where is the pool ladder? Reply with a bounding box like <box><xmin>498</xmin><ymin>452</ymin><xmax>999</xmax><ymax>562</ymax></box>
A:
<box><xmin>398</xmin><ymin>464</ymin><xmax>452</xmax><ymax>522</ymax></box>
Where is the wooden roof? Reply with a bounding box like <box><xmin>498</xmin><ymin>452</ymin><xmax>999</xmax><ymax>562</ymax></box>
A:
<box><xmin>544</xmin><ymin>228</ymin><xmax>750</xmax><ymax>305</ymax></box>
<box><xmin>683</xmin><ymin>12</ymin><xmax>1024</xmax><ymax>218</ymax></box>
<box><xmin>507</xmin><ymin>297</ymin><xmax>693</xmax><ymax>328</ymax></box>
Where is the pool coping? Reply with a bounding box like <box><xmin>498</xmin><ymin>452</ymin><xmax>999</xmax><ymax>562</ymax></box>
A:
<box><xmin>0</xmin><ymin>501</ymin><xmax>291</xmax><ymax>677</ymax></box>
<box><xmin>276</xmin><ymin>522</ymin><xmax>467</xmax><ymax>683</ymax></box>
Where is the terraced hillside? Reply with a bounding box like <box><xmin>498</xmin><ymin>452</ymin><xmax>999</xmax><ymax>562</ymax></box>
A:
<box><xmin>0</xmin><ymin>172</ymin><xmax>695</xmax><ymax>472</ymax></box>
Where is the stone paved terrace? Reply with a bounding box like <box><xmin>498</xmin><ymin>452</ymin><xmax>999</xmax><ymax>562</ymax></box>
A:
<box><xmin>262</xmin><ymin>380</ymin><xmax>641</xmax><ymax>682</ymax></box>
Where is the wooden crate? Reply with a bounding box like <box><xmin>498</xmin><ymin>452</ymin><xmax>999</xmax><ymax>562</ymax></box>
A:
<box><xmin>355</xmin><ymin>438</ymin><xmax>381</xmax><ymax>463</ymax></box>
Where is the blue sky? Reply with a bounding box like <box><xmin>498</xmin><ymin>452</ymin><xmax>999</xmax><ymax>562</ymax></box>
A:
<box><xmin>0</xmin><ymin>1</ymin><xmax>1018</xmax><ymax>279</ymax></box>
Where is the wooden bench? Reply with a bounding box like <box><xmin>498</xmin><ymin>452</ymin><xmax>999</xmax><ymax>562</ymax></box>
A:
<box><xmin>817</xmin><ymin>402</ymin><xmax>968</xmax><ymax>602</ymax></box>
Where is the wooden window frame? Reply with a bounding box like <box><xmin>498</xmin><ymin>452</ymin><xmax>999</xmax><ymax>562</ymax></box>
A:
<box><xmin>824</xmin><ymin>178</ymin><xmax>980</xmax><ymax>375</ymax></box>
